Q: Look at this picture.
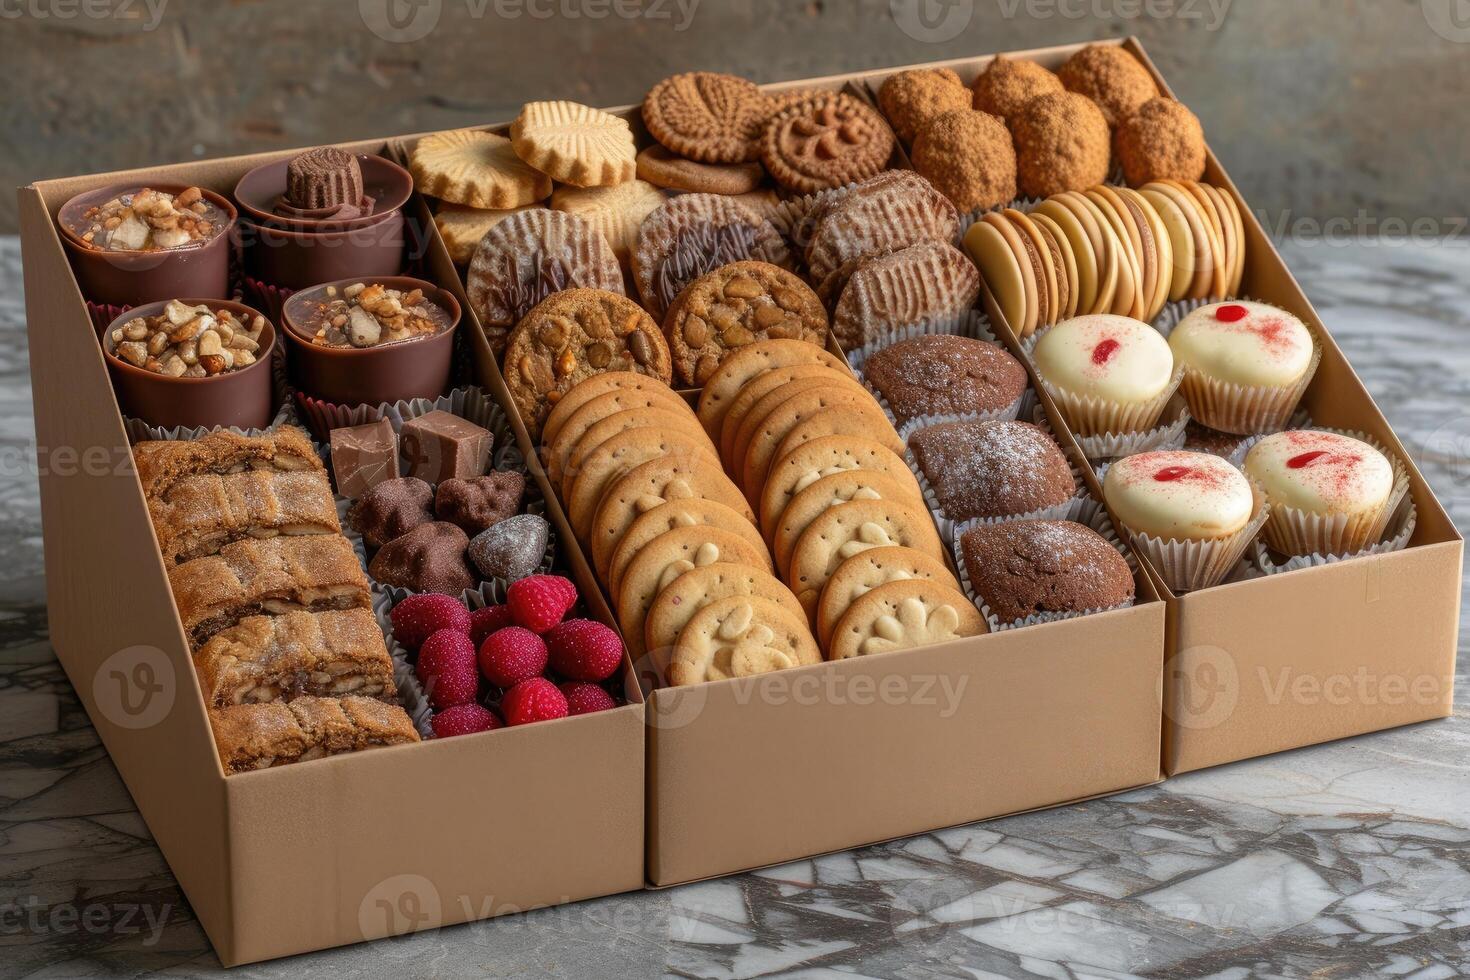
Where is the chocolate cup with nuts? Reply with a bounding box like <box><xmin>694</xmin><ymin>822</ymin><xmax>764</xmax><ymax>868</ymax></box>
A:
<box><xmin>281</xmin><ymin>276</ymin><xmax>460</xmax><ymax>408</ymax></box>
<box><xmin>242</xmin><ymin>210</ymin><xmax>407</xmax><ymax>291</ymax></box>
<box><xmin>58</xmin><ymin>184</ymin><xmax>238</xmax><ymax>308</ymax></box>
<box><xmin>234</xmin><ymin>153</ymin><xmax>413</xmax><ymax>232</ymax></box>
<box><xmin>103</xmin><ymin>299</ymin><xmax>277</xmax><ymax>431</ymax></box>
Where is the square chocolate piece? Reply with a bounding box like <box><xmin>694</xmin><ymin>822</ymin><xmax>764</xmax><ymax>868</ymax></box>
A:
<box><xmin>329</xmin><ymin>418</ymin><xmax>399</xmax><ymax>500</ymax></box>
<box><xmin>400</xmin><ymin>410</ymin><xmax>492</xmax><ymax>485</ymax></box>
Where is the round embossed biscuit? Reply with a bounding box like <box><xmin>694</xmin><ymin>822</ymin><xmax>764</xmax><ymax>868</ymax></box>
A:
<box><xmin>558</xmin><ymin>411</ymin><xmax>717</xmax><ymax>495</ymax></box>
<box><xmin>720</xmin><ymin>366</ymin><xmax>865</xmax><ymax>465</ymax></box>
<box><xmin>697</xmin><ymin>339</ymin><xmax>848</xmax><ymax>438</ymax></box>
<box><xmin>772</xmin><ymin>471</ymin><xmax>926</xmax><ymax>578</ymax></box>
<box><xmin>668</xmin><ymin>594</ymin><xmax>821</xmax><ymax>687</ymax></box>
<box><xmin>787</xmin><ymin>499</ymin><xmax>947</xmax><ymax>617</ymax></box>
<box><xmin>761</xmin><ymin>92</ymin><xmax>896</xmax><ymax>194</ymax></box>
<box><xmin>663</xmin><ymin>261</ymin><xmax>829</xmax><ymax>387</ymax></box>
<box><xmin>828</xmin><ymin>579</ymin><xmax>986</xmax><ymax>660</ymax></box>
<box><xmin>566</xmin><ymin>428</ymin><xmax>716</xmax><ymax>541</ymax></box>
<box><xmin>636</xmin><ymin>145</ymin><xmax>766</xmax><ymax>195</ymax></box>
<box><xmin>642</xmin><ymin>72</ymin><xmax>773</xmax><ymax>164</ymax></box>
<box><xmin>504</xmin><ymin>289</ymin><xmax>672</xmax><ymax>440</ymax></box>
<box><xmin>544</xmin><ymin>388</ymin><xmax>697</xmax><ymax>482</ymax></box>
<box><xmin>590</xmin><ymin>456</ymin><xmax>756</xmax><ymax>578</ymax></box>
<box><xmin>644</xmin><ymin>563</ymin><xmax>804</xmax><ymax>676</ymax></box>
<box><xmin>761</xmin><ymin>435</ymin><xmax>921</xmax><ymax>536</ymax></box>
<box><xmin>617</xmin><ymin>525</ymin><xmax>771</xmax><ymax>660</ymax></box>
<box><xmin>605</xmin><ymin>498</ymin><xmax>769</xmax><ymax>595</ymax></box>
<box><xmin>817</xmin><ymin>546</ymin><xmax>960</xmax><ymax>649</ymax></box>
<box><xmin>542</xmin><ymin>370</ymin><xmax>690</xmax><ymax>447</ymax></box>
<box><xmin>769</xmin><ymin>408</ymin><xmax>907</xmax><ymax>473</ymax></box>
<box><xmin>739</xmin><ymin>387</ymin><xmax>894</xmax><ymax>501</ymax></box>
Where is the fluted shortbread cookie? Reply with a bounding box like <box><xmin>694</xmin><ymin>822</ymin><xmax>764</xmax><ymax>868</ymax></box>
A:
<box><xmin>410</xmin><ymin>129</ymin><xmax>551</xmax><ymax>209</ymax></box>
<box><xmin>511</xmin><ymin>101</ymin><xmax>637</xmax><ymax>187</ymax></box>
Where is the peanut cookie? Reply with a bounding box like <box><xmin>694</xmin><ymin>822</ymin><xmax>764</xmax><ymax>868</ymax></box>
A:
<box><xmin>636</xmin><ymin>145</ymin><xmax>766</xmax><ymax>195</ymax></box>
<box><xmin>409</xmin><ymin>129</ymin><xmax>551</xmax><ymax>209</ymax></box>
<box><xmin>761</xmin><ymin>91</ymin><xmax>896</xmax><ymax>194</ymax></box>
<box><xmin>542</xmin><ymin>370</ymin><xmax>692</xmax><ymax>447</ymax></box>
<box><xmin>831</xmin><ymin>240</ymin><xmax>980</xmax><ymax>352</ymax></box>
<box><xmin>817</xmin><ymin>546</ymin><xmax>959</xmax><ymax>648</ymax></box>
<box><xmin>565</xmin><ymin>427</ymin><xmax>717</xmax><ymax>540</ymax></box>
<box><xmin>738</xmin><ymin>386</ymin><xmax>894</xmax><ymax>500</ymax></box>
<box><xmin>668</xmin><ymin>594</ymin><xmax>821</xmax><ymax>687</ymax></box>
<box><xmin>787</xmin><ymin>499</ymin><xmax>946</xmax><ymax>616</ymax></box>
<box><xmin>556</xmin><ymin>409</ymin><xmax>715</xmax><ymax>491</ymax></box>
<box><xmin>642</xmin><ymin>71</ymin><xmax>773</xmax><ymax>164</ymax></box>
<box><xmin>632</xmin><ymin>194</ymin><xmax>792</xmax><ymax>321</ymax></box>
<box><xmin>433</xmin><ymin>202</ymin><xmax>536</xmax><ymax>265</ymax></box>
<box><xmin>760</xmin><ymin>435</ymin><xmax>921</xmax><ymax>536</ymax></box>
<box><xmin>771</xmin><ymin>470</ymin><xmax>924</xmax><ymax>578</ymax></box>
<box><xmin>466</xmin><ymin>209</ymin><xmax>624</xmax><ymax>355</ymax></box>
<box><xmin>645</xmin><ymin>563</ymin><xmax>803</xmax><ymax>676</ymax></box>
<box><xmin>551</xmin><ymin>179</ymin><xmax>666</xmax><ymax>266</ymax></box>
<box><xmin>606</xmin><ymin>498</ymin><xmax>769</xmax><ymax>595</ymax></box>
<box><xmin>664</xmin><ymin>261</ymin><xmax>829</xmax><ymax>387</ymax></box>
<box><xmin>510</xmin><ymin>101</ymin><xmax>636</xmax><ymax>187</ymax></box>
<box><xmin>876</xmin><ymin>67</ymin><xmax>971</xmax><ymax>145</ymax></box>
<box><xmin>543</xmin><ymin>387</ymin><xmax>697</xmax><ymax>483</ymax></box>
<box><xmin>768</xmin><ymin>408</ymin><xmax>907</xmax><ymax>473</ymax></box>
<box><xmin>696</xmin><ymin>339</ymin><xmax>847</xmax><ymax>438</ymax></box>
<box><xmin>804</xmin><ymin>171</ymin><xmax>959</xmax><ymax>289</ymax></box>
<box><xmin>828</xmin><ymin>579</ymin><xmax>986</xmax><ymax>660</ymax></box>
<box><xmin>724</xmin><ymin>370</ymin><xmax>870</xmax><ymax>468</ymax></box>
<box><xmin>589</xmin><ymin>456</ymin><xmax>755</xmax><ymax>577</ymax></box>
<box><xmin>617</xmin><ymin>525</ymin><xmax>772</xmax><ymax>660</ymax></box>
<box><xmin>503</xmin><ymin>288</ymin><xmax>671</xmax><ymax>440</ymax></box>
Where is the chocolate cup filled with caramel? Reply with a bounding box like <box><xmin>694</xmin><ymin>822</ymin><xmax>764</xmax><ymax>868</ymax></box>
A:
<box><xmin>103</xmin><ymin>299</ymin><xmax>277</xmax><ymax>431</ymax></box>
<box><xmin>282</xmin><ymin>276</ymin><xmax>460</xmax><ymax>408</ymax></box>
<box><xmin>58</xmin><ymin>184</ymin><xmax>238</xmax><ymax>308</ymax></box>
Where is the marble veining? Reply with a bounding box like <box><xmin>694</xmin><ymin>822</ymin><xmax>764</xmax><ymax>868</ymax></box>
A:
<box><xmin>0</xmin><ymin>239</ymin><xmax>1465</xmax><ymax>979</ymax></box>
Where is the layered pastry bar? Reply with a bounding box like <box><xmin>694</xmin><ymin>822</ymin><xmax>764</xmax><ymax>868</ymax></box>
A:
<box><xmin>194</xmin><ymin>609</ymin><xmax>396</xmax><ymax>707</ymax></box>
<box><xmin>134</xmin><ymin>426</ymin><xmax>321</xmax><ymax>500</ymax></box>
<box><xmin>209</xmin><ymin>695</ymin><xmax>419</xmax><ymax>774</ymax></box>
<box><xmin>168</xmin><ymin>535</ymin><xmax>371</xmax><ymax>647</ymax></box>
<box><xmin>148</xmin><ymin>468</ymin><xmax>340</xmax><ymax>564</ymax></box>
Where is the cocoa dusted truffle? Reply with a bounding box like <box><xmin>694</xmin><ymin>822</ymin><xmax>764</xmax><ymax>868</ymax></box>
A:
<box><xmin>434</xmin><ymin>471</ymin><xmax>526</xmax><ymax>536</ymax></box>
<box><xmin>347</xmin><ymin>477</ymin><xmax>434</xmax><ymax>549</ymax></box>
<box><xmin>863</xmin><ymin>335</ymin><xmax>1027</xmax><ymax>425</ymax></box>
<box><xmin>1115</xmin><ymin>97</ymin><xmax>1207</xmax><ymax>186</ymax></box>
<box><xmin>959</xmin><ymin>518</ymin><xmax>1134</xmax><ymax>623</ymax></box>
<box><xmin>877</xmin><ymin>68</ymin><xmax>973</xmax><ymax>145</ymax></box>
<box><xmin>908</xmin><ymin>419</ymin><xmax>1074</xmax><ymax>521</ymax></box>
<box><xmin>971</xmin><ymin>55</ymin><xmax>1064</xmax><ymax>120</ymax></box>
<box><xmin>368</xmin><ymin>521</ymin><xmax>476</xmax><ymax>596</ymax></box>
<box><xmin>1009</xmin><ymin>92</ymin><xmax>1112</xmax><ymax>199</ymax></box>
<box><xmin>911</xmin><ymin>109</ymin><xmax>1017</xmax><ymax>213</ymax></box>
<box><xmin>1057</xmin><ymin>44</ymin><xmax>1159</xmax><ymax>127</ymax></box>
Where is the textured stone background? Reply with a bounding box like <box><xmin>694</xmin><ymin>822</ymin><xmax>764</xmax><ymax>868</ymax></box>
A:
<box><xmin>4</xmin><ymin>0</ymin><xmax>1468</xmax><ymax>235</ymax></box>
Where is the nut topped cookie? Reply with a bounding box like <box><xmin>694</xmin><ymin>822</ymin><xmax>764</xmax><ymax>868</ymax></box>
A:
<box><xmin>828</xmin><ymin>579</ymin><xmax>986</xmax><ymax>659</ymax></box>
<box><xmin>466</xmin><ymin>208</ymin><xmax>624</xmax><ymax>355</ymax></box>
<box><xmin>816</xmin><ymin>546</ymin><xmax>959</xmax><ymax>649</ymax></box>
<box><xmin>668</xmin><ymin>594</ymin><xmax>820</xmax><ymax>687</ymax></box>
<box><xmin>862</xmin><ymin>335</ymin><xmax>1027</xmax><ymax>425</ymax></box>
<box><xmin>959</xmin><ymin>518</ymin><xmax>1134</xmax><ymax>624</ymax></box>
<box><xmin>645</xmin><ymin>563</ymin><xmax>804</xmax><ymax>674</ymax></box>
<box><xmin>760</xmin><ymin>91</ymin><xmax>896</xmax><ymax>194</ymax></box>
<box><xmin>787</xmin><ymin>498</ymin><xmax>946</xmax><ymax>615</ymax></box>
<box><xmin>642</xmin><ymin>71</ymin><xmax>773</xmax><ymax>164</ymax></box>
<box><xmin>909</xmin><ymin>420</ymin><xmax>1074</xmax><ymax>522</ymax></box>
<box><xmin>664</xmin><ymin>261</ymin><xmax>829</xmax><ymax>387</ymax></box>
<box><xmin>503</xmin><ymin>288</ymin><xmax>671</xmax><ymax>439</ymax></box>
<box><xmin>510</xmin><ymin>101</ymin><xmax>637</xmax><ymax>187</ymax></box>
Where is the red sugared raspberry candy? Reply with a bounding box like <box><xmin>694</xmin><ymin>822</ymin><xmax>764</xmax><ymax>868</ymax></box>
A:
<box><xmin>415</xmin><ymin>629</ymin><xmax>477</xmax><ymax>684</ymax></box>
<box><xmin>391</xmin><ymin>593</ymin><xmax>470</xmax><ymax>649</ymax></box>
<box><xmin>431</xmin><ymin>703</ymin><xmax>501</xmax><ymax>738</ymax></box>
<box><xmin>560</xmin><ymin>682</ymin><xmax>617</xmax><ymax>716</ymax></box>
<box><xmin>469</xmin><ymin>604</ymin><xmax>516</xmax><ymax>646</ymax></box>
<box><xmin>501</xmin><ymin>677</ymin><xmax>568</xmax><ymax>725</ymax></box>
<box><xmin>546</xmin><ymin>618</ymin><xmax>622</xmax><ymax>682</ymax></box>
<box><xmin>478</xmin><ymin>626</ymin><xmax>549</xmax><ymax>688</ymax></box>
<box><xmin>506</xmin><ymin>574</ymin><xmax>578</xmax><ymax>633</ymax></box>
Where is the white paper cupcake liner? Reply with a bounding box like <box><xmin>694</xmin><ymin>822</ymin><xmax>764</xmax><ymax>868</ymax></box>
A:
<box><xmin>1253</xmin><ymin>488</ymin><xmax>1417</xmax><ymax>576</ymax></box>
<box><xmin>951</xmin><ymin>495</ymin><xmax>1137</xmax><ymax>633</ymax></box>
<box><xmin>1035</xmin><ymin>395</ymin><xmax>1191</xmax><ymax>463</ymax></box>
<box><xmin>1021</xmin><ymin>322</ymin><xmax>1185</xmax><ymax>438</ymax></box>
<box><xmin>1119</xmin><ymin>478</ymin><xmax>1271</xmax><ymax>594</ymax></box>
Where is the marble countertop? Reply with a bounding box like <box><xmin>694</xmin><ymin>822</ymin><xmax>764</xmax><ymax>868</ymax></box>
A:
<box><xmin>0</xmin><ymin>238</ymin><xmax>1464</xmax><ymax>979</ymax></box>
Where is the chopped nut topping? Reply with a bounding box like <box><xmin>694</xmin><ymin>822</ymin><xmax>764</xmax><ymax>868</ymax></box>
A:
<box><xmin>111</xmin><ymin>301</ymin><xmax>265</xmax><ymax>378</ymax></box>
<box><xmin>73</xmin><ymin>187</ymin><xmax>227</xmax><ymax>252</ymax></box>
<box><xmin>305</xmin><ymin>282</ymin><xmax>451</xmax><ymax>350</ymax></box>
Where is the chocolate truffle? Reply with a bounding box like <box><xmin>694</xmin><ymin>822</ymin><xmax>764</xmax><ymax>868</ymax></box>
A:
<box><xmin>348</xmin><ymin>477</ymin><xmax>434</xmax><ymax>549</ymax></box>
<box><xmin>911</xmin><ymin>109</ymin><xmax>1018</xmax><ymax>213</ymax></box>
<box><xmin>971</xmin><ymin>55</ymin><xmax>1064</xmax><ymax>120</ymax></box>
<box><xmin>960</xmin><ymin>519</ymin><xmax>1134</xmax><ymax>623</ymax></box>
<box><xmin>286</xmin><ymin>147</ymin><xmax>365</xmax><ymax>211</ymax></box>
<box><xmin>329</xmin><ymin>418</ymin><xmax>399</xmax><ymax>500</ymax></box>
<box><xmin>434</xmin><ymin>471</ymin><xmax>526</xmax><ymax>536</ymax></box>
<box><xmin>368</xmin><ymin>521</ymin><xmax>476</xmax><ymax>596</ymax></box>
<box><xmin>1009</xmin><ymin>92</ymin><xmax>1111</xmax><ymax>199</ymax></box>
<box><xmin>863</xmin><ymin>335</ymin><xmax>1027</xmax><ymax>425</ymax></box>
<box><xmin>877</xmin><ymin>67</ymin><xmax>972</xmax><ymax>145</ymax></box>
<box><xmin>908</xmin><ymin>420</ymin><xmax>1074</xmax><ymax>521</ymax></box>
<box><xmin>400</xmin><ymin>411</ymin><xmax>492</xmax><ymax>485</ymax></box>
<box><xmin>468</xmin><ymin>513</ymin><xmax>550</xmax><ymax>582</ymax></box>
<box><xmin>1103</xmin><ymin>450</ymin><xmax>1254</xmax><ymax>541</ymax></box>
<box><xmin>1115</xmin><ymin>97</ymin><xmax>1206</xmax><ymax>186</ymax></box>
<box><xmin>1056</xmin><ymin>44</ymin><xmax>1159</xmax><ymax>127</ymax></box>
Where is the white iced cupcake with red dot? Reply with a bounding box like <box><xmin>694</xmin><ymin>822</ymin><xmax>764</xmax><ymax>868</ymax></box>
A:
<box><xmin>1103</xmin><ymin>449</ymin><xmax>1267</xmax><ymax>592</ymax></box>
<box><xmin>1168</xmin><ymin>300</ymin><xmax>1320</xmax><ymax>435</ymax></box>
<box><xmin>1031</xmin><ymin>314</ymin><xmax>1180</xmax><ymax>437</ymax></box>
<box><xmin>1244</xmin><ymin>429</ymin><xmax>1403</xmax><ymax>556</ymax></box>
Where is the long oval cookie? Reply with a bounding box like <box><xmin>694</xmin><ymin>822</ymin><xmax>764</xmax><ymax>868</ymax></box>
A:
<box><xmin>697</xmin><ymin>339</ymin><xmax>847</xmax><ymax>438</ymax></box>
<box><xmin>828</xmin><ymin>579</ymin><xmax>986</xmax><ymax>660</ymax></box>
<box><xmin>787</xmin><ymin>499</ymin><xmax>947</xmax><ymax>617</ymax></box>
<box><xmin>772</xmin><ymin>471</ymin><xmax>926</xmax><ymax>579</ymax></box>
<box><xmin>816</xmin><ymin>546</ymin><xmax>959</xmax><ymax>649</ymax></box>
<box><xmin>606</xmin><ymin>498</ymin><xmax>769</xmax><ymax>596</ymax></box>
<box><xmin>644</xmin><ymin>563</ymin><xmax>803</xmax><ymax>678</ymax></box>
<box><xmin>760</xmin><ymin>435</ymin><xmax>921</xmax><ymax>537</ymax></box>
<box><xmin>668</xmin><ymin>594</ymin><xmax>821</xmax><ymax>687</ymax></box>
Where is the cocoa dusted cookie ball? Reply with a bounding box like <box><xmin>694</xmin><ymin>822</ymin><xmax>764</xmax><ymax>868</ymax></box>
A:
<box><xmin>1057</xmin><ymin>44</ymin><xmax>1159</xmax><ymax>127</ymax></box>
<box><xmin>911</xmin><ymin>109</ymin><xmax>1017</xmax><ymax>213</ymax></box>
<box><xmin>971</xmin><ymin>55</ymin><xmax>1064</xmax><ymax>121</ymax></box>
<box><xmin>1009</xmin><ymin>92</ymin><xmax>1111</xmax><ymax>199</ymax></box>
<box><xmin>1115</xmin><ymin>97</ymin><xmax>1207</xmax><ymax>186</ymax></box>
<box><xmin>959</xmin><ymin>519</ymin><xmax>1134</xmax><ymax>624</ymax></box>
<box><xmin>877</xmin><ymin>68</ymin><xmax>972</xmax><ymax>145</ymax></box>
